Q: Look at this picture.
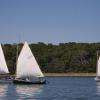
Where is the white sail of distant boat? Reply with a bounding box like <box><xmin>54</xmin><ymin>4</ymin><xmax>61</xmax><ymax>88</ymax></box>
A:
<box><xmin>95</xmin><ymin>51</ymin><xmax>100</xmax><ymax>81</ymax></box>
<box><xmin>14</xmin><ymin>41</ymin><xmax>46</xmax><ymax>84</ymax></box>
<box><xmin>97</xmin><ymin>57</ymin><xmax>100</xmax><ymax>77</ymax></box>
<box><xmin>0</xmin><ymin>44</ymin><xmax>9</xmax><ymax>74</ymax></box>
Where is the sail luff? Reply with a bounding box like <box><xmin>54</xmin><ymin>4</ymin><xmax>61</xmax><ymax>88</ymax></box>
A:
<box><xmin>96</xmin><ymin>51</ymin><xmax>99</xmax><ymax>77</ymax></box>
<box><xmin>16</xmin><ymin>41</ymin><xmax>44</xmax><ymax>79</ymax></box>
<box><xmin>0</xmin><ymin>44</ymin><xmax>9</xmax><ymax>74</ymax></box>
<box><xmin>97</xmin><ymin>56</ymin><xmax>100</xmax><ymax>77</ymax></box>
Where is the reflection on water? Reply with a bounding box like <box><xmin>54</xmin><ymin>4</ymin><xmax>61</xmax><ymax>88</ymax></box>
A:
<box><xmin>15</xmin><ymin>85</ymin><xmax>43</xmax><ymax>99</ymax></box>
<box><xmin>0</xmin><ymin>84</ymin><xmax>8</xmax><ymax>99</ymax></box>
<box><xmin>0</xmin><ymin>77</ymin><xmax>100</xmax><ymax>100</ymax></box>
<box><xmin>0</xmin><ymin>83</ymin><xmax>43</xmax><ymax>100</ymax></box>
<box><xmin>96</xmin><ymin>82</ymin><xmax>100</xmax><ymax>96</ymax></box>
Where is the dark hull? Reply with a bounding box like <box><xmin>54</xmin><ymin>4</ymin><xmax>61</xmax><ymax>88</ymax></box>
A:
<box><xmin>13</xmin><ymin>79</ymin><xmax>46</xmax><ymax>84</ymax></box>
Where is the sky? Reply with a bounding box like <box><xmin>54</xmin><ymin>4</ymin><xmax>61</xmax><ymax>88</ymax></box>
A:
<box><xmin>0</xmin><ymin>0</ymin><xmax>100</xmax><ymax>44</ymax></box>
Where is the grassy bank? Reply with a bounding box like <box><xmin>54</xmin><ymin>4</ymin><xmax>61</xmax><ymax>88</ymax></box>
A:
<box><xmin>44</xmin><ymin>73</ymin><xmax>96</xmax><ymax>76</ymax></box>
<box><xmin>0</xmin><ymin>73</ymin><xmax>96</xmax><ymax>77</ymax></box>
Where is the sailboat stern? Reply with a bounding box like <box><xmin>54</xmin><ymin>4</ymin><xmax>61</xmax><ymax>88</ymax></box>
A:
<box><xmin>13</xmin><ymin>77</ymin><xmax>46</xmax><ymax>84</ymax></box>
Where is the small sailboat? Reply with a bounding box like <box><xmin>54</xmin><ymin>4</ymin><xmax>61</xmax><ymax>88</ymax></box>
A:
<box><xmin>95</xmin><ymin>51</ymin><xmax>100</xmax><ymax>82</ymax></box>
<box><xmin>0</xmin><ymin>44</ymin><xmax>12</xmax><ymax>83</ymax></box>
<box><xmin>13</xmin><ymin>41</ymin><xmax>46</xmax><ymax>84</ymax></box>
<box><xmin>0</xmin><ymin>44</ymin><xmax>9</xmax><ymax>74</ymax></box>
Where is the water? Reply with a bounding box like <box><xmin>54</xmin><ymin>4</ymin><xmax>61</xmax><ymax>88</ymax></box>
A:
<box><xmin>0</xmin><ymin>77</ymin><xmax>100</xmax><ymax>100</ymax></box>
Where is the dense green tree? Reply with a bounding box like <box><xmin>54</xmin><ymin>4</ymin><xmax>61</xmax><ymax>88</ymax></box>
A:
<box><xmin>1</xmin><ymin>42</ymin><xmax>100</xmax><ymax>74</ymax></box>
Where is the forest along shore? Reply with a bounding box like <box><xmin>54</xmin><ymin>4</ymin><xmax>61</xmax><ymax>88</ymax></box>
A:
<box><xmin>44</xmin><ymin>73</ymin><xmax>96</xmax><ymax>76</ymax></box>
<box><xmin>2</xmin><ymin>43</ymin><xmax>99</xmax><ymax>74</ymax></box>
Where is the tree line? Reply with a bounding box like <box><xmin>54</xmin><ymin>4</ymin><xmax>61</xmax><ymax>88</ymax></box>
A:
<box><xmin>2</xmin><ymin>42</ymin><xmax>100</xmax><ymax>74</ymax></box>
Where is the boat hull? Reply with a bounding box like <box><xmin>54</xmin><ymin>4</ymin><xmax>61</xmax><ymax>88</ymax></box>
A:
<box><xmin>13</xmin><ymin>79</ymin><xmax>46</xmax><ymax>84</ymax></box>
<box><xmin>95</xmin><ymin>77</ymin><xmax>100</xmax><ymax>82</ymax></box>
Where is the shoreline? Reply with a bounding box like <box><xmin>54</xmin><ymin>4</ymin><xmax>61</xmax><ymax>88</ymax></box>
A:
<box><xmin>0</xmin><ymin>73</ymin><xmax>96</xmax><ymax>77</ymax></box>
<box><xmin>44</xmin><ymin>73</ymin><xmax>96</xmax><ymax>77</ymax></box>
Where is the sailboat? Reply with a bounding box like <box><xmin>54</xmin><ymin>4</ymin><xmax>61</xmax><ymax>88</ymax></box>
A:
<box><xmin>95</xmin><ymin>51</ymin><xmax>100</xmax><ymax>81</ymax></box>
<box><xmin>0</xmin><ymin>44</ymin><xmax>9</xmax><ymax>74</ymax></box>
<box><xmin>0</xmin><ymin>44</ymin><xmax>11</xmax><ymax>82</ymax></box>
<box><xmin>13</xmin><ymin>41</ymin><xmax>46</xmax><ymax>84</ymax></box>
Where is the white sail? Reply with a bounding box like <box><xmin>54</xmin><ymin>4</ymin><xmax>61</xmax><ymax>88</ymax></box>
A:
<box><xmin>0</xmin><ymin>44</ymin><xmax>9</xmax><ymax>74</ymax></box>
<box><xmin>97</xmin><ymin>57</ymin><xmax>100</xmax><ymax>77</ymax></box>
<box><xmin>16</xmin><ymin>41</ymin><xmax>44</xmax><ymax>79</ymax></box>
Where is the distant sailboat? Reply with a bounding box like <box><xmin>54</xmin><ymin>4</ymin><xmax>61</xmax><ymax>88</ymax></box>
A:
<box><xmin>0</xmin><ymin>44</ymin><xmax>12</xmax><ymax>83</ymax></box>
<box><xmin>0</xmin><ymin>44</ymin><xmax>9</xmax><ymax>74</ymax></box>
<box><xmin>95</xmin><ymin>51</ymin><xmax>100</xmax><ymax>81</ymax></box>
<box><xmin>13</xmin><ymin>41</ymin><xmax>46</xmax><ymax>84</ymax></box>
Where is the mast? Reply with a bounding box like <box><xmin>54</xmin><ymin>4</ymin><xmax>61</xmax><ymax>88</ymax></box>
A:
<box><xmin>96</xmin><ymin>50</ymin><xmax>100</xmax><ymax>77</ymax></box>
<box><xmin>15</xmin><ymin>33</ymin><xmax>23</xmax><ymax>76</ymax></box>
<box><xmin>15</xmin><ymin>43</ymin><xmax>19</xmax><ymax>76</ymax></box>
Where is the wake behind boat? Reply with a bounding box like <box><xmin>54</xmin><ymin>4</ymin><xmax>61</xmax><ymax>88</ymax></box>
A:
<box><xmin>13</xmin><ymin>41</ymin><xmax>46</xmax><ymax>84</ymax></box>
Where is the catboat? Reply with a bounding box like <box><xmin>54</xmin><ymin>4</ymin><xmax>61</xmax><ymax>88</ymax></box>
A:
<box><xmin>13</xmin><ymin>42</ymin><xmax>46</xmax><ymax>84</ymax></box>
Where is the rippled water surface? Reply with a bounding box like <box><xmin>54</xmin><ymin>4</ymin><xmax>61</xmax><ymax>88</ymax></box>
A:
<box><xmin>0</xmin><ymin>77</ymin><xmax>100</xmax><ymax>100</ymax></box>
